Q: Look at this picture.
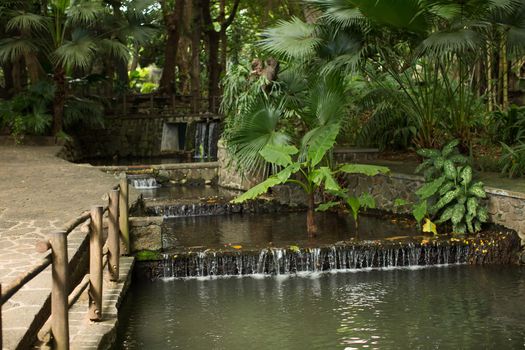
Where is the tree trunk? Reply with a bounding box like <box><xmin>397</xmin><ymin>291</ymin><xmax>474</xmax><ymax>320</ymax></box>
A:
<box><xmin>190</xmin><ymin>0</ymin><xmax>202</xmax><ymax>111</ymax></box>
<box><xmin>306</xmin><ymin>192</ymin><xmax>317</xmax><ymax>238</ymax></box>
<box><xmin>1</xmin><ymin>63</ymin><xmax>14</xmax><ymax>97</ymax></box>
<box><xmin>12</xmin><ymin>58</ymin><xmax>23</xmax><ymax>93</ymax></box>
<box><xmin>487</xmin><ymin>42</ymin><xmax>494</xmax><ymax>112</ymax></box>
<box><xmin>52</xmin><ymin>67</ymin><xmax>66</xmax><ymax>135</ymax></box>
<box><xmin>159</xmin><ymin>0</ymin><xmax>185</xmax><ymax>94</ymax></box>
<box><xmin>207</xmin><ymin>30</ymin><xmax>220</xmax><ymax>112</ymax></box>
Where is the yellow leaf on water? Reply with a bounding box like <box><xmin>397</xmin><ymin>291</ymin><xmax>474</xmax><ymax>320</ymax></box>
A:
<box><xmin>422</xmin><ymin>218</ymin><xmax>437</xmax><ymax>236</ymax></box>
<box><xmin>231</xmin><ymin>245</ymin><xmax>242</xmax><ymax>250</ymax></box>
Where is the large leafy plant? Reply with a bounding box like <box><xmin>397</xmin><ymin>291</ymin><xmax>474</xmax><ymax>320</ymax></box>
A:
<box><xmin>414</xmin><ymin>140</ymin><xmax>488</xmax><ymax>234</ymax></box>
<box><xmin>231</xmin><ymin>137</ymin><xmax>389</xmax><ymax>237</ymax></box>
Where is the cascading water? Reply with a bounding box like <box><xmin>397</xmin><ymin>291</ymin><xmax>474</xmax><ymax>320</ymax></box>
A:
<box><xmin>194</xmin><ymin>121</ymin><xmax>219</xmax><ymax>160</ymax></box>
<box><xmin>131</xmin><ymin>177</ymin><xmax>160</xmax><ymax>189</ymax></box>
<box><xmin>160</xmin><ymin>242</ymin><xmax>475</xmax><ymax>279</ymax></box>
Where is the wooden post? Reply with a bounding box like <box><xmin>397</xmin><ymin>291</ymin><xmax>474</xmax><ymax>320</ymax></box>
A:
<box><xmin>50</xmin><ymin>231</ymin><xmax>69</xmax><ymax>350</ymax></box>
<box><xmin>89</xmin><ymin>206</ymin><xmax>103</xmax><ymax>321</ymax></box>
<box><xmin>119</xmin><ymin>173</ymin><xmax>130</xmax><ymax>255</ymax></box>
<box><xmin>108</xmin><ymin>189</ymin><xmax>120</xmax><ymax>281</ymax></box>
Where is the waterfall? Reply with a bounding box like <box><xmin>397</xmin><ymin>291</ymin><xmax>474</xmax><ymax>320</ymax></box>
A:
<box><xmin>159</xmin><ymin>242</ymin><xmax>475</xmax><ymax>279</ymax></box>
<box><xmin>194</xmin><ymin>121</ymin><xmax>219</xmax><ymax>160</ymax></box>
<box><xmin>131</xmin><ymin>178</ymin><xmax>160</xmax><ymax>189</ymax></box>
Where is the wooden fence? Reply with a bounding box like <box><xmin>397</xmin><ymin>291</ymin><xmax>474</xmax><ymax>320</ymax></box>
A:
<box><xmin>0</xmin><ymin>173</ymin><xmax>130</xmax><ymax>350</ymax></box>
<box><xmin>117</xmin><ymin>94</ymin><xmax>222</xmax><ymax>117</ymax></box>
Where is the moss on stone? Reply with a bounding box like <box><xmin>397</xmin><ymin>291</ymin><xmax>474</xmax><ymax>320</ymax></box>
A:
<box><xmin>135</xmin><ymin>250</ymin><xmax>163</xmax><ymax>261</ymax></box>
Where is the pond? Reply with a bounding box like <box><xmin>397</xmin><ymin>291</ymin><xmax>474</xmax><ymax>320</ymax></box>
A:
<box><xmin>161</xmin><ymin>211</ymin><xmax>419</xmax><ymax>251</ymax></box>
<box><xmin>117</xmin><ymin>265</ymin><xmax>525</xmax><ymax>349</ymax></box>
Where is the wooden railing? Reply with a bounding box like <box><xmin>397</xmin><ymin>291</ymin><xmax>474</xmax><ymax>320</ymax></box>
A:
<box><xmin>0</xmin><ymin>173</ymin><xmax>130</xmax><ymax>350</ymax></box>
<box><xmin>114</xmin><ymin>93</ymin><xmax>222</xmax><ymax>117</ymax></box>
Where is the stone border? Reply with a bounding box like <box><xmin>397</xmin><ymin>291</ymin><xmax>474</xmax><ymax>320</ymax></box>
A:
<box><xmin>344</xmin><ymin>171</ymin><xmax>525</xmax><ymax>241</ymax></box>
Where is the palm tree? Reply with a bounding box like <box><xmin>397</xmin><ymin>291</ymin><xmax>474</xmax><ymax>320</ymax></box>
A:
<box><xmin>258</xmin><ymin>0</ymin><xmax>525</xmax><ymax>149</ymax></box>
<box><xmin>0</xmin><ymin>0</ymin><xmax>129</xmax><ymax>135</ymax></box>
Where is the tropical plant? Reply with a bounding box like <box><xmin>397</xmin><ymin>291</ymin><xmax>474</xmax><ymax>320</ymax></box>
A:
<box><xmin>489</xmin><ymin>105</ymin><xmax>525</xmax><ymax>145</ymax></box>
<box><xmin>317</xmin><ymin>190</ymin><xmax>376</xmax><ymax>229</ymax></box>
<box><xmin>0</xmin><ymin>0</ymin><xmax>131</xmax><ymax>135</ymax></box>
<box><xmin>0</xmin><ymin>81</ymin><xmax>54</xmax><ymax>139</ymax></box>
<box><xmin>413</xmin><ymin>140</ymin><xmax>489</xmax><ymax>234</ymax></box>
<box><xmin>231</xmin><ymin>140</ymin><xmax>389</xmax><ymax>237</ymax></box>
<box><xmin>500</xmin><ymin>142</ymin><xmax>525</xmax><ymax>178</ymax></box>
<box><xmin>258</xmin><ymin>0</ymin><xmax>525</xmax><ymax>150</ymax></box>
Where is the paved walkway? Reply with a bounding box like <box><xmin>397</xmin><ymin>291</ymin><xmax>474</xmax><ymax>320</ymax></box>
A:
<box><xmin>0</xmin><ymin>146</ymin><xmax>135</xmax><ymax>349</ymax></box>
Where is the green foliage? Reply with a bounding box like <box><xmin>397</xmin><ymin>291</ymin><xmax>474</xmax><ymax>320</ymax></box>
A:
<box><xmin>488</xmin><ymin>105</ymin><xmax>525</xmax><ymax>145</ymax></box>
<box><xmin>414</xmin><ymin>141</ymin><xmax>488</xmax><ymax>234</ymax></box>
<box><xmin>415</xmin><ymin>139</ymin><xmax>468</xmax><ymax>181</ymax></box>
<box><xmin>0</xmin><ymin>81</ymin><xmax>54</xmax><ymax>138</ymax></box>
<box><xmin>500</xmin><ymin>142</ymin><xmax>525</xmax><ymax>178</ymax></box>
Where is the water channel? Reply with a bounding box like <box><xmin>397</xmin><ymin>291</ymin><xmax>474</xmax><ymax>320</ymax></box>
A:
<box><xmin>117</xmin><ymin>265</ymin><xmax>525</xmax><ymax>349</ymax></box>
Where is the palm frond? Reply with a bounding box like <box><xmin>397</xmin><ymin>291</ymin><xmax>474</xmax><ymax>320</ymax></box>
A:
<box><xmin>417</xmin><ymin>29</ymin><xmax>482</xmax><ymax>57</ymax></box>
<box><xmin>66</xmin><ymin>0</ymin><xmax>105</xmax><ymax>26</ymax></box>
<box><xmin>227</xmin><ymin>103</ymin><xmax>290</xmax><ymax>175</ymax></box>
<box><xmin>6</xmin><ymin>11</ymin><xmax>49</xmax><ymax>33</ymax></box>
<box><xmin>260</xmin><ymin>17</ymin><xmax>322</xmax><ymax>60</ymax></box>
<box><xmin>0</xmin><ymin>37</ymin><xmax>38</xmax><ymax>63</ymax></box>
<box><xmin>64</xmin><ymin>96</ymin><xmax>104</xmax><ymax>128</ymax></box>
<box><xmin>98</xmin><ymin>38</ymin><xmax>129</xmax><ymax>61</ymax></box>
<box><xmin>53</xmin><ymin>30</ymin><xmax>96</xmax><ymax>70</ymax></box>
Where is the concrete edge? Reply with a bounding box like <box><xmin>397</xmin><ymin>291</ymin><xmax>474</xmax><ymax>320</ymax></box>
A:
<box><xmin>95</xmin><ymin>161</ymin><xmax>219</xmax><ymax>172</ymax></box>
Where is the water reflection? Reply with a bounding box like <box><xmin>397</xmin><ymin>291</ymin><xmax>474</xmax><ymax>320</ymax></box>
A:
<box><xmin>117</xmin><ymin>265</ymin><xmax>525</xmax><ymax>349</ymax></box>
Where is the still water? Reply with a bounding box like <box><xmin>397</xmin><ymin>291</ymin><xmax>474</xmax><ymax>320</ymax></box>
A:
<box><xmin>116</xmin><ymin>265</ymin><xmax>525</xmax><ymax>349</ymax></box>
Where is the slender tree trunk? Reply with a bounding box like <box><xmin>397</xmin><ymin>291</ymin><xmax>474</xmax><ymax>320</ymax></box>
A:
<box><xmin>12</xmin><ymin>58</ymin><xmax>23</xmax><ymax>93</ymax></box>
<box><xmin>306</xmin><ymin>192</ymin><xmax>317</xmax><ymax>238</ymax></box>
<box><xmin>190</xmin><ymin>0</ymin><xmax>202</xmax><ymax>110</ymax></box>
<box><xmin>502</xmin><ymin>37</ymin><xmax>509</xmax><ymax>109</ymax></box>
<box><xmin>159</xmin><ymin>0</ymin><xmax>185</xmax><ymax>94</ymax></box>
<box><xmin>130</xmin><ymin>45</ymin><xmax>139</xmax><ymax>72</ymax></box>
<box><xmin>487</xmin><ymin>42</ymin><xmax>494</xmax><ymax>112</ymax></box>
<box><xmin>52</xmin><ymin>67</ymin><xmax>66</xmax><ymax>135</ymax></box>
<box><xmin>1</xmin><ymin>63</ymin><xmax>14</xmax><ymax>97</ymax></box>
<box><xmin>202</xmin><ymin>0</ymin><xmax>240</xmax><ymax>112</ymax></box>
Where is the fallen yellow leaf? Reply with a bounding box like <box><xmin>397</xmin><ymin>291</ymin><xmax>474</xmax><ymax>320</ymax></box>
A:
<box><xmin>231</xmin><ymin>245</ymin><xmax>242</xmax><ymax>250</ymax></box>
<box><xmin>422</xmin><ymin>218</ymin><xmax>437</xmax><ymax>236</ymax></box>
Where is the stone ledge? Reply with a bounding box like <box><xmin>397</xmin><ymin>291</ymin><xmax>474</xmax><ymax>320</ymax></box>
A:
<box><xmin>96</xmin><ymin>161</ymin><xmax>219</xmax><ymax>172</ymax></box>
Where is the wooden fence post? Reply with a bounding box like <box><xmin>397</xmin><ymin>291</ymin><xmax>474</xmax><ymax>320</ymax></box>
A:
<box><xmin>50</xmin><ymin>231</ymin><xmax>69</xmax><ymax>350</ymax></box>
<box><xmin>119</xmin><ymin>173</ymin><xmax>130</xmax><ymax>255</ymax></box>
<box><xmin>108</xmin><ymin>189</ymin><xmax>120</xmax><ymax>281</ymax></box>
<box><xmin>89</xmin><ymin>206</ymin><xmax>103</xmax><ymax>321</ymax></box>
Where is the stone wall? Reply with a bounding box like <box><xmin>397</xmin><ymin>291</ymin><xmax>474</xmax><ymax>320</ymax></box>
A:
<box><xmin>343</xmin><ymin>172</ymin><xmax>525</xmax><ymax>242</ymax></box>
<box><xmin>217</xmin><ymin>140</ymin><xmax>264</xmax><ymax>190</ymax></box>
<box><xmin>70</xmin><ymin>114</ymin><xmax>219</xmax><ymax>160</ymax></box>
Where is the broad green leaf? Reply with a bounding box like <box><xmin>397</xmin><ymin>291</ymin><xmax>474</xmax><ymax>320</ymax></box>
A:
<box><xmin>415</xmin><ymin>159</ymin><xmax>432</xmax><ymax>174</ymax></box>
<box><xmin>434</xmin><ymin>156</ymin><xmax>445</xmax><ymax>169</ymax></box>
<box><xmin>466</xmin><ymin>197</ymin><xmax>477</xmax><ymax>216</ymax></box>
<box><xmin>441</xmin><ymin>139</ymin><xmax>459</xmax><ymax>157</ymax></box>
<box><xmin>412</xmin><ymin>201</ymin><xmax>427</xmax><ymax>224</ymax></box>
<box><xmin>417</xmin><ymin>148</ymin><xmax>440</xmax><ymax>158</ymax></box>
<box><xmin>416</xmin><ymin>176</ymin><xmax>446</xmax><ymax>200</ymax></box>
<box><xmin>338</xmin><ymin>163</ymin><xmax>390</xmax><ymax>176</ymax></box>
<box><xmin>436</xmin><ymin>205</ymin><xmax>454</xmax><ymax>224</ymax></box>
<box><xmin>393</xmin><ymin>198</ymin><xmax>409</xmax><ymax>207</ymax></box>
<box><xmin>422</xmin><ymin>218</ymin><xmax>437</xmax><ymax>235</ymax></box>
<box><xmin>231</xmin><ymin>176</ymin><xmax>285</xmax><ymax>203</ymax></box>
<box><xmin>438</xmin><ymin>181</ymin><xmax>455</xmax><ymax>196</ymax></box>
<box><xmin>316</xmin><ymin>201</ymin><xmax>340</xmax><ymax>212</ymax></box>
<box><xmin>346</xmin><ymin>196</ymin><xmax>360</xmax><ymax>221</ymax></box>
<box><xmin>432</xmin><ymin>188</ymin><xmax>460</xmax><ymax>212</ymax></box>
<box><xmin>443</xmin><ymin>160</ymin><xmax>457</xmax><ymax>180</ymax></box>
<box><xmin>451</xmin><ymin>203</ymin><xmax>465</xmax><ymax>225</ymax></box>
<box><xmin>311</xmin><ymin>166</ymin><xmax>341</xmax><ymax>192</ymax></box>
<box><xmin>304</xmin><ymin>123</ymin><xmax>340</xmax><ymax>167</ymax></box>
<box><xmin>259</xmin><ymin>143</ymin><xmax>298</xmax><ymax>167</ymax></box>
<box><xmin>359</xmin><ymin>192</ymin><xmax>376</xmax><ymax>209</ymax></box>
<box><xmin>460</xmin><ymin>166</ymin><xmax>472</xmax><ymax>185</ymax></box>
<box><xmin>468</xmin><ymin>184</ymin><xmax>486</xmax><ymax>198</ymax></box>
<box><xmin>477</xmin><ymin>207</ymin><xmax>489</xmax><ymax>222</ymax></box>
